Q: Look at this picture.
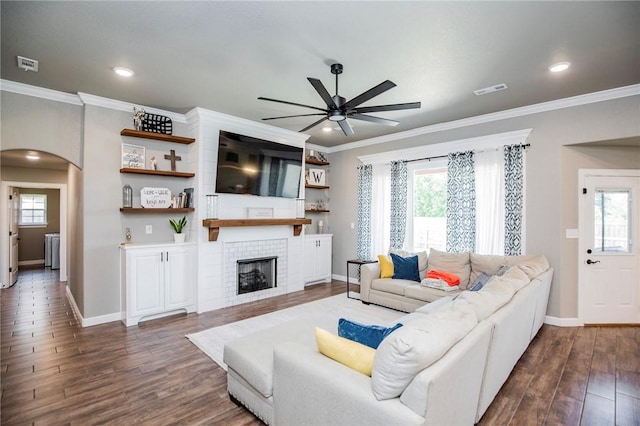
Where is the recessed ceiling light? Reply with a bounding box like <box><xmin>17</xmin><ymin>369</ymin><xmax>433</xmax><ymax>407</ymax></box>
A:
<box><xmin>548</xmin><ymin>62</ymin><xmax>570</xmax><ymax>73</ymax></box>
<box><xmin>322</xmin><ymin>127</ymin><xmax>332</xmax><ymax>132</ymax></box>
<box><xmin>113</xmin><ymin>66</ymin><xmax>134</xmax><ymax>77</ymax></box>
<box><xmin>26</xmin><ymin>154</ymin><xmax>40</xmax><ymax>160</ymax></box>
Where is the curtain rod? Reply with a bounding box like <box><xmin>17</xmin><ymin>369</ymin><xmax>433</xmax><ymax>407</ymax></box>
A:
<box><xmin>405</xmin><ymin>143</ymin><xmax>530</xmax><ymax>164</ymax></box>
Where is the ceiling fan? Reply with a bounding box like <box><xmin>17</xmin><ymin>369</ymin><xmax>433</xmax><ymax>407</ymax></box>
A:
<box><xmin>258</xmin><ymin>63</ymin><xmax>421</xmax><ymax>136</ymax></box>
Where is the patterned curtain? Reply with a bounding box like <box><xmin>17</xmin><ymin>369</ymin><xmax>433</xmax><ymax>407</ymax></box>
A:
<box><xmin>389</xmin><ymin>160</ymin><xmax>408</xmax><ymax>249</ymax></box>
<box><xmin>504</xmin><ymin>145</ymin><xmax>524</xmax><ymax>255</ymax></box>
<box><xmin>357</xmin><ymin>164</ymin><xmax>373</xmax><ymax>260</ymax></box>
<box><xmin>446</xmin><ymin>151</ymin><xmax>476</xmax><ymax>252</ymax></box>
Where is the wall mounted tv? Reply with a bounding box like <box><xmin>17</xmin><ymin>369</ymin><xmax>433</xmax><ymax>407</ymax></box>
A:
<box><xmin>215</xmin><ymin>130</ymin><xmax>303</xmax><ymax>199</ymax></box>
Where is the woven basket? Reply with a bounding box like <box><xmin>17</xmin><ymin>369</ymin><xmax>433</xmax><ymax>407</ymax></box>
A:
<box><xmin>141</xmin><ymin>113</ymin><xmax>173</xmax><ymax>135</ymax></box>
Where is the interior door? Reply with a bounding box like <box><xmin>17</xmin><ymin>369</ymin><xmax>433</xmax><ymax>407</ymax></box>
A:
<box><xmin>9</xmin><ymin>188</ymin><xmax>19</xmax><ymax>285</ymax></box>
<box><xmin>579</xmin><ymin>171</ymin><xmax>640</xmax><ymax>324</ymax></box>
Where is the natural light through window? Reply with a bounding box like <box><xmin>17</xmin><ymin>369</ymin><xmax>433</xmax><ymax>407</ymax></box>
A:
<box><xmin>411</xmin><ymin>166</ymin><xmax>447</xmax><ymax>252</ymax></box>
<box><xmin>19</xmin><ymin>194</ymin><xmax>47</xmax><ymax>226</ymax></box>
<box><xmin>594</xmin><ymin>190</ymin><xmax>630</xmax><ymax>253</ymax></box>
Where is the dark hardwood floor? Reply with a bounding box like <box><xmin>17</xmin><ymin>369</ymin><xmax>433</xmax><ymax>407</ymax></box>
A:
<box><xmin>1</xmin><ymin>269</ymin><xmax>639</xmax><ymax>425</ymax></box>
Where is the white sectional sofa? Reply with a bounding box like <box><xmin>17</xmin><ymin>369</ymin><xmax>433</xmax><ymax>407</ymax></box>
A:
<box><xmin>223</xmin><ymin>252</ymin><xmax>553</xmax><ymax>425</ymax></box>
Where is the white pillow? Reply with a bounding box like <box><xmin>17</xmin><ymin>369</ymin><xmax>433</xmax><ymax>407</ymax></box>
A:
<box><xmin>371</xmin><ymin>308</ymin><xmax>477</xmax><ymax>400</ymax></box>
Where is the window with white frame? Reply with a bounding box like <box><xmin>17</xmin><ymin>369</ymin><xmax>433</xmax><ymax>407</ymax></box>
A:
<box><xmin>19</xmin><ymin>194</ymin><xmax>47</xmax><ymax>226</ymax></box>
<box><xmin>406</xmin><ymin>159</ymin><xmax>448</xmax><ymax>252</ymax></box>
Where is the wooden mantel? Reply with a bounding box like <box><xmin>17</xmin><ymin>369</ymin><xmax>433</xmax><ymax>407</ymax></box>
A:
<box><xmin>202</xmin><ymin>218</ymin><xmax>312</xmax><ymax>241</ymax></box>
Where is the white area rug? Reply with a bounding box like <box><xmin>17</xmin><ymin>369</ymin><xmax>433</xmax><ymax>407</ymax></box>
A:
<box><xmin>186</xmin><ymin>294</ymin><xmax>405</xmax><ymax>370</ymax></box>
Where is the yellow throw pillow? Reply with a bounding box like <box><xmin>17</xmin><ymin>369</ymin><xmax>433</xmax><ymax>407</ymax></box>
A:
<box><xmin>315</xmin><ymin>327</ymin><xmax>375</xmax><ymax>376</ymax></box>
<box><xmin>378</xmin><ymin>254</ymin><xmax>394</xmax><ymax>278</ymax></box>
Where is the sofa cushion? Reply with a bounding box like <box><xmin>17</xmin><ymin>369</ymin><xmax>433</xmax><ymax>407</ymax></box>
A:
<box><xmin>338</xmin><ymin>318</ymin><xmax>403</xmax><ymax>349</ymax></box>
<box><xmin>371</xmin><ymin>308</ymin><xmax>478</xmax><ymax>400</ymax></box>
<box><xmin>390</xmin><ymin>248</ymin><xmax>428</xmax><ymax>279</ymax></box>
<box><xmin>390</xmin><ymin>253</ymin><xmax>420</xmax><ymax>282</ymax></box>
<box><xmin>315</xmin><ymin>327</ymin><xmax>376</xmax><ymax>376</ymax></box>
<box><xmin>469</xmin><ymin>254</ymin><xmax>507</xmax><ymax>283</ymax></box>
<box><xmin>453</xmin><ymin>277</ymin><xmax>515</xmax><ymax>321</ymax></box>
<box><xmin>377</xmin><ymin>254</ymin><xmax>394</xmax><ymax>278</ymax></box>
<box><xmin>468</xmin><ymin>272</ymin><xmax>491</xmax><ymax>291</ymax></box>
<box><xmin>515</xmin><ymin>255</ymin><xmax>550</xmax><ymax>279</ymax></box>
<box><xmin>371</xmin><ymin>278</ymin><xmax>413</xmax><ymax>296</ymax></box>
<box><xmin>405</xmin><ymin>284</ymin><xmax>462</xmax><ymax>303</ymax></box>
<box><xmin>427</xmin><ymin>248</ymin><xmax>471</xmax><ymax>289</ymax></box>
<box><xmin>501</xmin><ymin>266</ymin><xmax>531</xmax><ymax>292</ymax></box>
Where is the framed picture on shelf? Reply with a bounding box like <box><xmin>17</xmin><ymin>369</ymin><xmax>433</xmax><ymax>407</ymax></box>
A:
<box><xmin>308</xmin><ymin>168</ymin><xmax>326</xmax><ymax>186</ymax></box>
<box><xmin>122</xmin><ymin>143</ymin><xmax>146</xmax><ymax>169</ymax></box>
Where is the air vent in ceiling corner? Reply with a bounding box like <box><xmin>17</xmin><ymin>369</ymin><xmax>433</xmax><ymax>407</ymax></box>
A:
<box><xmin>17</xmin><ymin>56</ymin><xmax>38</xmax><ymax>72</ymax></box>
<box><xmin>474</xmin><ymin>83</ymin><xmax>508</xmax><ymax>96</ymax></box>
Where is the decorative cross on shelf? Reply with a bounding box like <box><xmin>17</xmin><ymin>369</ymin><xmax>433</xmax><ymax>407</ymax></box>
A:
<box><xmin>164</xmin><ymin>149</ymin><xmax>182</xmax><ymax>171</ymax></box>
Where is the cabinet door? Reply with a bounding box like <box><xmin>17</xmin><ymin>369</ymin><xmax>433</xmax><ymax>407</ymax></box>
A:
<box><xmin>303</xmin><ymin>237</ymin><xmax>318</xmax><ymax>283</ymax></box>
<box><xmin>316</xmin><ymin>237</ymin><xmax>332</xmax><ymax>281</ymax></box>
<box><xmin>164</xmin><ymin>246</ymin><xmax>196</xmax><ymax>311</ymax></box>
<box><xmin>128</xmin><ymin>250</ymin><xmax>164</xmax><ymax>317</ymax></box>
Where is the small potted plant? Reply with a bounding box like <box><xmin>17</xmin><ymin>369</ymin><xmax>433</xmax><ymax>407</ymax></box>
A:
<box><xmin>170</xmin><ymin>216</ymin><xmax>187</xmax><ymax>243</ymax></box>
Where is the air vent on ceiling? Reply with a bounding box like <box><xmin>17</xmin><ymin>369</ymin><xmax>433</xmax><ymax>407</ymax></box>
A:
<box><xmin>474</xmin><ymin>83</ymin><xmax>508</xmax><ymax>96</ymax></box>
<box><xmin>17</xmin><ymin>56</ymin><xmax>38</xmax><ymax>72</ymax></box>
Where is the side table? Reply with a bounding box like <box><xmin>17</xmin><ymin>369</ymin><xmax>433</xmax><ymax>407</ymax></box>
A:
<box><xmin>346</xmin><ymin>259</ymin><xmax>378</xmax><ymax>300</ymax></box>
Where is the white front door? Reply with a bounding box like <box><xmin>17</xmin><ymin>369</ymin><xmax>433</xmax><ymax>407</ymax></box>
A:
<box><xmin>579</xmin><ymin>170</ymin><xmax>640</xmax><ymax>324</ymax></box>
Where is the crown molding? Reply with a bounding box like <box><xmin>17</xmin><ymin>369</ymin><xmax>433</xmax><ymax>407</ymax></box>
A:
<box><xmin>0</xmin><ymin>79</ymin><xmax>82</xmax><ymax>105</ymax></box>
<box><xmin>330</xmin><ymin>84</ymin><xmax>640</xmax><ymax>154</ymax></box>
<box><xmin>78</xmin><ymin>93</ymin><xmax>186</xmax><ymax>123</ymax></box>
<box><xmin>357</xmin><ymin>128</ymin><xmax>532</xmax><ymax>165</ymax></box>
<box><xmin>188</xmin><ymin>107</ymin><xmax>309</xmax><ymax>147</ymax></box>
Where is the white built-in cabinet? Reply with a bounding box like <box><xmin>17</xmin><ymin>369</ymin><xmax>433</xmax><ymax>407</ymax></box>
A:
<box><xmin>303</xmin><ymin>234</ymin><xmax>333</xmax><ymax>284</ymax></box>
<box><xmin>120</xmin><ymin>242</ymin><xmax>196</xmax><ymax>326</ymax></box>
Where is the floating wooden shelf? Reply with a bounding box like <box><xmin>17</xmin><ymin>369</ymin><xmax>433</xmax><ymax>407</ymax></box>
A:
<box><xmin>305</xmin><ymin>184</ymin><xmax>330</xmax><ymax>189</ymax></box>
<box><xmin>120</xmin><ymin>168</ymin><xmax>195</xmax><ymax>178</ymax></box>
<box><xmin>121</xmin><ymin>129</ymin><xmax>195</xmax><ymax>144</ymax></box>
<box><xmin>305</xmin><ymin>158</ymin><xmax>330</xmax><ymax>166</ymax></box>
<box><xmin>306</xmin><ymin>209</ymin><xmax>330</xmax><ymax>213</ymax></box>
<box><xmin>202</xmin><ymin>218</ymin><xmax>312</xmax><ymax>241</ymax></box>
<box><xmin>120</xmin><ymin>208</ymin><xmax>195</xmax><ymax>214</ymax></box>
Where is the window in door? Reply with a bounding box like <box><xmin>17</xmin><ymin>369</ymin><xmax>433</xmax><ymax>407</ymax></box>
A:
<box><xmin>19</xmin><ymin>193</ymin><xmax>47</xmax><ymax>226</ymax></box>
<box><xmin>594</xmin><ymin>189</ymin><xmax>631</xmax><ymax>253</ymax></box>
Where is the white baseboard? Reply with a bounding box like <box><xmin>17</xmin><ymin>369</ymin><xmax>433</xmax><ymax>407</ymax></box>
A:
<box><xmin>331</xmin><ymin>274</ymin><xmax>349</xmax><ymax>283</ymax></box>
<box><xmin>65</xmin><ymin>285</ymin><xmax>122</xmax><ymax>327</ymax></box>
<box><xmin>544</xmin><ymin>315</ymin><xmax>582</xmax><ymax>327</ymax></box>
<box><xmin>19</xmin><ymin>259</ymin><xmax>45</xmax><ymax>266</ymax></box>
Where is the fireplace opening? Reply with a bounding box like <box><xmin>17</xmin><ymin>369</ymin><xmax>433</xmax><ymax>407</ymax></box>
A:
<box><xmin>237</xmin><ymin>256</ymin><xmax>277</xmax><ymax>295</ymax></box>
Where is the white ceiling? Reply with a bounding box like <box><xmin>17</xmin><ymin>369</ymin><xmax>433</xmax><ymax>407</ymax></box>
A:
<box><xmin>1</xmin><ymin>1</ymin><xmax>639</xmax><ymax>149</ymax></box>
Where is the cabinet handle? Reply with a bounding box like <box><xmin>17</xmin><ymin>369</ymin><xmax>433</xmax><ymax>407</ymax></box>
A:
<box><xmin>161</xmin><ymin>252</ymin><xmax>164</xmax><ymax>262</ymax></box>
<box><xmin>166</xmin><ymin>251</ymin><xmax>169</xmax><ymax>262</ymax></box>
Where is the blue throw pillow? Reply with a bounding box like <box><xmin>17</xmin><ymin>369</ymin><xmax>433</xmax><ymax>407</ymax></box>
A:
<box><xmin>469</xmin><ymin>272</ymin><xmax>491</xmax><ymax>291</ymax></box>
<box><xmin>338</xmin><ymin>318</ymin><xmax>403</xmax><ymax>349</ymax></box>
<box><xmin>390</xmin><ymin>253</ymin><xmax>420</xmax><ymax>282</ymax></box>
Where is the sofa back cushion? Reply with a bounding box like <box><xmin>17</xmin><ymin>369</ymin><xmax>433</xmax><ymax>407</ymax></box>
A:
<box><xmin>390</xmin><ymin>248</ymin><xmax>428</xmax><ymax>279</ymax></box>
<box><xmin>427</xmin><ymin>248</ymin><xmax>471</xmax><ymax>288</ymax></box>
<box><xmin>469</xmin><ymin>254</ymin><xmax>506</xmax><ymax>283</ymax></box>
<box><xmin>452</xmin><ymin>277</ymin><xmax>516</xmax><ymax>321</ymax></box>
<box><xmin>514</xmin><ymin>255</ymin><xmax>550</xmax><ymax>279</ymax></box>
<box><xmin>371</xmin><ymin>307</ymin><xmax>478</xmax><ymax>400</ymax></box>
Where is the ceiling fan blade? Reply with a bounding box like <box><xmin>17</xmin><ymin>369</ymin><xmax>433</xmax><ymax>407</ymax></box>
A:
<box><xmin>349</xmin><ymin>113</ymin><xmax>399</xmax><ymax>126</ymax></box>
<box><xmin>300</xmin><ymin>116</ymin><xmax>329</xmax><ymax>133</ymax></box>
<box><xmin>258</xmin><ymin>96</ymin><xmax>328</xmax><ymax>113</ymax></box>
<box><xmin>353</xmin><ymin>102</ymin><xmax>421</xmax><ymax>114</ymax></box>
<box><xmin>342</xmin><ymin>80</ymin><xmax>397</xmax><ymax>110</ymax></box>
<box><xmin>337</xmin><ymin>119</ymin><xmax>354</xmax><ymax>136</ymax></box>
<box><xmin>308</xmin><ymin>78</ymin><xmax>337</xmax><ymax>109</ymax></box>
<box><xmin>262</xmin><ymin>113</ymin><xmax>326</xmax><ymax>121</ymax></box>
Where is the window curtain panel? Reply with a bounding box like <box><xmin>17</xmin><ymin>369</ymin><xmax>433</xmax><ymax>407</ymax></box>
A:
<box><xmin>475</xmin><ymin>149</ymin><xmax>505</xmax><ymax>255</ymax></box>
<box><xmin>371</xmin><ymin>164</ymin><xmax>391</xmax><ymax>257</ymax></box>
<box><xmin>357</xmin><ymin>164</ymin><xmax>373</xmax><ymax>260</ymax></box>
<box><xmin>389</xmin><ymin>160</ymin><xmax>408</xmax><ymax>250</ymax></box>
<box><xmin>504</xmin><ymin>145</ymin><xmax>525</xmax><ymax>255</ymax></box>
<box><xmin>446</xmin><ymin>151</ymin><xmax>476</xmax><ymax>253</ymax></box>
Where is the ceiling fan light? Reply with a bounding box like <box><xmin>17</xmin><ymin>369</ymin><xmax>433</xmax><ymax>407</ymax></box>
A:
<box><xmin>113</xmin><ymin>66</ymin><xmax>134</xmax><ymax>77</ymax></box>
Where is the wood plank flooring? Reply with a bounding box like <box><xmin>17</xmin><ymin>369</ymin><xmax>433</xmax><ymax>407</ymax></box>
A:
<box><xmin>2</xmin><ymin>269</ymin><xmax>639</xmax><ymax>425</ymax></box>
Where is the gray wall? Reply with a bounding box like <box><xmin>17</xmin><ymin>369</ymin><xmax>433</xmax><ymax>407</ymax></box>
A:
<box><xmin>1</xmin><ymin>91</ymin><xmax>83</xmax><ymax>167</ymax></box>
<box><xmin>329</xmin><ymin>95</ymin><xmax>640</xmax><ymax>319</ymax></box>
<box><xmin>67</xmin><ymin>163</ymin><xmax>84</xmax><ymax>314</ymax></box>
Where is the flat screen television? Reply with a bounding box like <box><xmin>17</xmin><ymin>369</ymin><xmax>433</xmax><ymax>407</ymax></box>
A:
<box><xmin>215</xmin><ymin>130</ymin><xmax>303</xmax><ymax>198</ymax></box>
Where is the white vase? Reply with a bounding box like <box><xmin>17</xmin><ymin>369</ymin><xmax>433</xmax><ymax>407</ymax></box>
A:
<box><xmin>173</xmin><ymin>233</ymin><xmax>186</xmax><ymax>243</ymax></box>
